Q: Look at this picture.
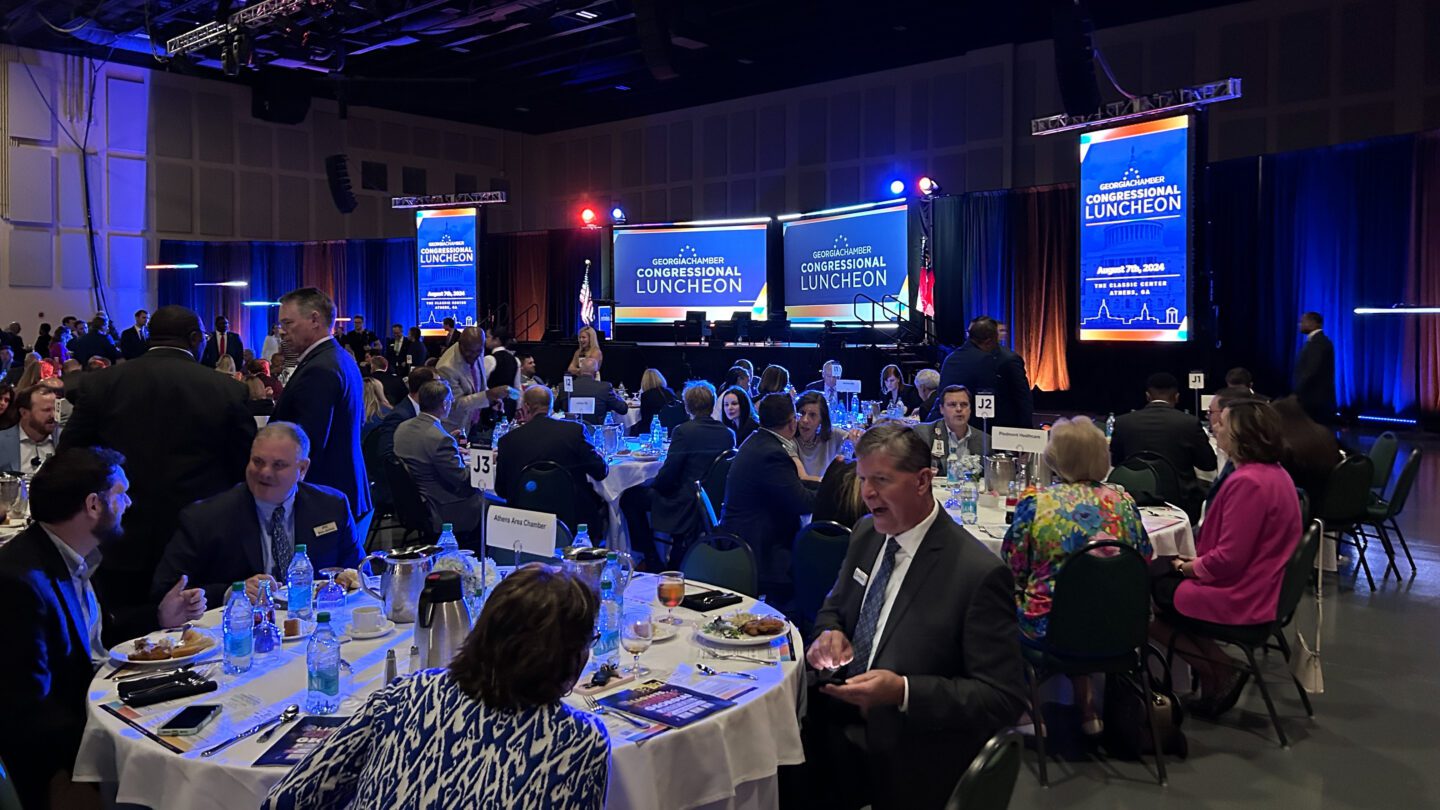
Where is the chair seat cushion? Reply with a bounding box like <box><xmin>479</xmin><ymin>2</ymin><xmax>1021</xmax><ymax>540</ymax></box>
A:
<box><xmin>1171</xmin><ymin>614</ymin><xmax>1273</xmax><ymax>646</ymax></box>
<box><xmin>1022</xmin><ymin>642</ymin><xmax>1139</xmax><ymax>676</ymax></box>
<box><xmin>1366</xmin><ymin>500</ymin><xmax>1390</xmax><ymax>520</ymax></box>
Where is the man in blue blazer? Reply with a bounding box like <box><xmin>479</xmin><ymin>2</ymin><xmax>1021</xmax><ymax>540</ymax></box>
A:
<box><xmin>152</xmin><ymin>422</ymin><xmax>361</xmax><ymax>606</ymax></box>
<box><xmin>272</xmin><ymin>287</ymin><xmax>373</xmax><ymax>535</ymax></box>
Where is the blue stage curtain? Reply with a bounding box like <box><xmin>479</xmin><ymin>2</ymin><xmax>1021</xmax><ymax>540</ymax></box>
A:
<box><xmin>957</xmin><ymin>192</ymin><xmax>1013</xmax><ymax>334</ymax></box>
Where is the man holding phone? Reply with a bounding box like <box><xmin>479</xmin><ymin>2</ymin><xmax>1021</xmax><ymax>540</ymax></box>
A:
<box><xmin>803</xmin><ymin>423</ymin><xmax>1025</xmax><ymax>810</ymax></box>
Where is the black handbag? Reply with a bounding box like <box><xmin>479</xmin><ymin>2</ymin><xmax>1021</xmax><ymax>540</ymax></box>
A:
<box><xmin>1102</xmin><ymin>643</ymin><xmax>1187</xmax><ymax>760</ymax></box>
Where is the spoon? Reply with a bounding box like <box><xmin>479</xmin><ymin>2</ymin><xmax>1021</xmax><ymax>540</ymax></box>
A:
<box><xmin>695</xmin><ymin>663</ymin><xmax>758</xmax><ymax>681</ymax></box>
<box><xmin>255</xmin><ymin>704</ymin><xmax>301</xmax><ymax>744</ymax></box>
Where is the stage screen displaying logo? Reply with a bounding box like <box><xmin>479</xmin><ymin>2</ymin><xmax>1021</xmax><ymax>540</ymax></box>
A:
<box><xmin>783</xmin><ymin>203</ymin><xmax>908</xmax><ymax>323</ymax></box>
<box><xmin>415</xmin><ymin>208</ymin><xmax>478</xmax><ymax>337</ymax></box>
<box><xmin>612</xmin><ymin>224</ymin><xmax>769</xmax><ymax>323</ymax></box>
<box><xmin>1078</xmin><ymin>115</ymin><xmax>1191</xmax><ymax>341</ymax></box>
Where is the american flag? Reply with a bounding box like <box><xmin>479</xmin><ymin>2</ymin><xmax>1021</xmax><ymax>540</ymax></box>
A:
<box><xmin>579</xmin><ymin>259</ymin><xmax>595</xmax><ymax>326</ymax></box>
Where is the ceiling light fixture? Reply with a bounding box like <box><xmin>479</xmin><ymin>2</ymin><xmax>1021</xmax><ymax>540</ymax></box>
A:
<box><xmin>193</xmin><ymin>281</ymin><xmax>249</xmax><ymax>288</ymax></box>
<box><xmin>575</xmin><ymin>10</ymin><xmax>598</xmax><ymax>20</ymax></box>
<box><xmin>146</xmin><ymin>263</ymin><xmax>199</xmax><ymax>270</ymax></box>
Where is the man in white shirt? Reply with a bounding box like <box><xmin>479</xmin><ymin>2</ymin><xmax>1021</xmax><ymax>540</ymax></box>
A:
<box><xmin>0</xmin><ymin>386</ymin><xmax>60</xmax><ymax>474</ymax></box>
<box><xmin>914</xmin><ymin>384</ymin><xmax>987</xmax><ymax>472</ymax></box>
<box><xmin>805</xmin><ymin>422</ymin><xmax>1024</xmax><ymax>810</ymax></box>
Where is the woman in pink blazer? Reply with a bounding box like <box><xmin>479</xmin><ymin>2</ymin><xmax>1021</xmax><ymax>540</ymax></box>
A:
<box><xmin>1150</xmin><ymin>399</ymin><xmax>1301</xmax><ymax>717</ymax></box>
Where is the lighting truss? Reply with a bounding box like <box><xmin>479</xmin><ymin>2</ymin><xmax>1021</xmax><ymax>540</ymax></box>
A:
<box><xmin>389</xmin><ymin>191</ymin><xmax>508</xmax><ymax>209</ymax></box>
<box><xmin>1030</xmin><ymin>78</ymin><xmax>1242</xmax><ymax>136</ymax></box>
<box><xmin>166</xmin><ymin>0</ymin><xmax>318</xmax><ymax>57</ymax></box>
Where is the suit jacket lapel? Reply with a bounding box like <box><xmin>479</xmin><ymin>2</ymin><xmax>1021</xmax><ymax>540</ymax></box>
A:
<box><xmin>292</xmin><ymin>485</ymin><xmax>321</xmax><ymax>555</ymax></box>
<box><xmin>31</xmin><ymin>531</ymin><xmax>90</xmax><ymax>653</ymax></box>
<box><xmin>241</xmin><ymin>489</ymin><xmax>267</xmax><ymax>575</ymax></box>
<box><xmin>871</xmin><ymin>517</ymin><xmax>949</xmax><ymax>663</ymax></box>
<box><xmin>845</xmin><ymin>529</ymin><xmax>886</xmax><ymax>630</ymax></box>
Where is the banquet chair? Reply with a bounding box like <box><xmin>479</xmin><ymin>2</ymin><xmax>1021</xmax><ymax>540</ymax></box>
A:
<box><xmin>1163</xmin><ymin>522</ymin><xmax>1322</xmax><ymax>748</ymax></box>
<box><xmin>512</xmin><ymin>461</ymin><xmax>581</xmax><ymax>534</ymax></box>
<box><xmin>681</xmin><ymin>531</ymin><xmax>759</xmax><ymax>597</ymax></box>
<box><xmin>1021</xmin><ymin>542</ymin><xmax>1164</xmax><ymax>787</ymax></box>
<box><xmin>1313</xmin><ymin>454</ymin><xmax>1385</xmax><ymax>588</ymax></box>
<box><xmin>658</xmin><ymin>400</ymin><xmax>690</xmax><ymax>432</ymax></box>
<box><xmin>1105</xmin><ymin>464</ymin><xmax>1161</xmax><ymax>507</ymax></box>
<box><xmin>789</xmin><ymin>521</ymin><xmax>851</xmax><ymax>636</ymax></box>
<box><xmin>1360</xmin><ymin>448</ymin><xmax>1420</xmax><ymax>575</ymax></box>
<box><xmin>944</xmin><ymin>730</ymin><xmax>1022</xmax><ymax>810</ymax></box>
<box><xmin>361</xmin><ymin>429</ymin><xmax>401</xmax><ymax>550</ymax></box>
<box><xmin>694</xmin><ymin>483</ymin><xmax>719</xmax><ymax>534</ymax></box>
<box><xmin>1367</xmin><ymin>431</ymin><xmax>1399</xmax><ymax>495</ymax></box>
<box><xmin>1130</xmin><ymin>451</ymin><xmax>1187</xmax><ymax>507</ymax></box>
<box><xmin>0</xmin><ymin>753</ymin><xmax>19</xmax><ymax>810</ymax></box>
<box><xmin>699</xmin><ymin>449</ymin><xmax>738</xmax><ymax>514</ymax></box>
<box><xmin>384</xmin><ymin>457</ymin><xmax>439</xmax><ymax>547</ymax></box>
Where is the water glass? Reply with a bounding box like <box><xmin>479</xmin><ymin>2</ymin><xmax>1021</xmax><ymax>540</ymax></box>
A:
<box><xmin>619</xmin><ymin>607</ymin><xmax>654</xmax><ymax>675</ymax></box>
<box><xmin>656</xmin><ymin>571</ymin><xmax>685</xmax><ymax>625</ymax></box>
<box><xmin>316</xmin><ymin>568</ymin><xmax>348</xmax><ymax>629</ymax></box>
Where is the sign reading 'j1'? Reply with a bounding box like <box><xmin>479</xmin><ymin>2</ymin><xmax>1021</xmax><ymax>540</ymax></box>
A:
<box><xmin>1078</xmin><ymin>115</ymin><xmax>1191</xmax><ymax>342</ymax></box>
<box><xmin>612</xmin><ymin>224</ymin><xmax>769</xmax><ymax>323</ymax></box>
<box><xmin>783</xmin><ymin>203</ymin><xmax>909</xmax><ymax>324</ymax></box>
<box><xmin>415</xmin><ymin>208</ymin><xmax>478</xmax><ymax>337</ymax></box>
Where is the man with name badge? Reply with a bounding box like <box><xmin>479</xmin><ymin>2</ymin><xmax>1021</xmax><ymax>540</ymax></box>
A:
<box><xmin>914</xmin><ymin>385</ymin><xmax>986</xmax><ymax>472</ymax></box>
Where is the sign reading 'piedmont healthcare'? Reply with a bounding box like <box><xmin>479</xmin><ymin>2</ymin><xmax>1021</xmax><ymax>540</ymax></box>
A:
<box><xmin>1078</xmin><ymin>115</ymin><xmax>1191</xmax><ymax>342</ymax></box>
<box><xmin>783</xmin><ymin>203</ymin><xmax>909</xmax><ymax>323</ymax></box>
<box><xmin>415</xmin><ymin>208</ymin><xmax>478</xmax><ymax>337</ymax></box>
<box><xmin>613</xmin><ymin>224</ymin><xmax>769</xmax><ymax>323</ymax></box>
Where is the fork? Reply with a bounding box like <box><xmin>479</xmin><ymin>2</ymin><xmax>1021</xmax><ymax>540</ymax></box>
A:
<box><xmin>703</xmin><ymin>649</ymin><xmax>778</xmax><ymax>666</ymax></box>
<box><xmin>582</xmin><ymin>695</ymin><xmax>649</xmax><ymax>728</ymax></box>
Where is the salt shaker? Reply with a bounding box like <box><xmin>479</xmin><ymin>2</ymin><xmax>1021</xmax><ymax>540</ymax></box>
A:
<box><xmin>407</xmin><ymin>644</ymin><xmax>421</xmax><ymax>676</ymax></box>
<box><xmin>384</xmin><ymin>649</ymin><xmax>399</xmax><ymax>684</ymax></box>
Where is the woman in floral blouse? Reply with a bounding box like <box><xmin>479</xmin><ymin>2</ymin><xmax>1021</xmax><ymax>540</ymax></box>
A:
<box><xmin>1002</xmin><ymin>416</ymin><xmax>1152</xmax><ymax>734</ymax></box>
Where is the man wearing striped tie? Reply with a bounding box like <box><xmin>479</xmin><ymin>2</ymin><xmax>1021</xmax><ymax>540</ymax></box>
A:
<box><xmin>804</xmin><ymin>422</ymin><xmax>1025</xmax><ymax>810</ymax></box>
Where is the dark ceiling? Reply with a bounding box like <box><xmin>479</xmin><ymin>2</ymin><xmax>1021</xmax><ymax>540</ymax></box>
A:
<box><xmin>3</xmin><ymin>0</ymin><xmax>1249</xmax><ymax>133</ymax></box>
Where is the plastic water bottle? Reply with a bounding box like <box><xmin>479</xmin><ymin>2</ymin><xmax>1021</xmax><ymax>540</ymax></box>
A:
<box><xmin>574</xmin><ymin>523</ymin><xmax>592</xmax><ymax>548</ymax></box>
<box><xmin>959</xmin><ymin>472</ymin><xmax>980</xmax><ymax>525</ymax></box>
<box><xmin>946</xmin><ymin>449</ymin><xmax>960</xmax><ymax>484</ymax></box>
<box><xmin>253</xmin><ymin>578</ymin><xmax>279</xmax><ymax>655</ymax></box>
<box><xmin>1105</xmin><ymin>412</ymin><xmax>1116</xmax><ymax>439</ymax></box>
<box><xmin>286</xmin><ymin>544</ymin><xmax>314</xmax><ymax>621</ymax></box>
<box><xmin>604</xmin><ymin>411</ymin><xmax>618</xmax><ymax>427</ymax></box>
<box><xmin>492</xmin><ymin>417</ymin><xmax>509</xmax><ymax>446</ymax></box>
<box><xmin>649</xmin><ymin>415</ymin><xmax>663</xmax><ymax>448</ymax></box>
<box><xmin>305</xmin><ymin>611</ymin><xmax>341</xmax><ymax>714</ymax></box>
<box><xmin>437</xmin><ymin>523</ymin><xmax>458</xmax><ymax>553</ymax></box>
<box><xmin>594</xmin><ymin>580</ymin><xmax>620</xmax><ymax>665</ymax></box>
<box><xmin>222</xmin><ymin>582</ymin><xmax>254</xmax><ymax>675</ymax></box>
<box><xmin>601</xmin><ymin>552</ymin><xmax>624</xmax><ymax>610</ymax></box>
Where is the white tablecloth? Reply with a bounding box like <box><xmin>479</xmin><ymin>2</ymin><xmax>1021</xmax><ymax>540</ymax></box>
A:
<box><xmin>596</xmin><ymin>456</ymin><xmax>664</xmax><ymax>549</ymax></box>
<box><xmin>74</xmin><ymin>573</ymin><xmax>804</xmax><ymax>810</ymax></box>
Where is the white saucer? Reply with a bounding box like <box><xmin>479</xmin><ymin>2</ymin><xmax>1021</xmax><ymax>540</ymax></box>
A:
<box><xmin>346</xmin><ymin>620</ymin><xmax>396</xmax><ymax>640</ymax></box>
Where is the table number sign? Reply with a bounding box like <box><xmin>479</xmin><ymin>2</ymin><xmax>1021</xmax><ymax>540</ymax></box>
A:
<box><xmin>468</xmin><ymin>448</ymin><xmax>496</xmax><ymax>491</ymax></box>
<box><xmin>1188</xmin><ymin>371</ymin><xmax>1205</xmax><ymax>390</ymax></box>
<box><xmin>975</xmin><ymin>394</ymin><xmax>996</xmax><ymax>419</ymax></box>
<box><xmin>564</xmin><ymin>375</ymin><xmax>574</xmax><ymax>393</ymax></box>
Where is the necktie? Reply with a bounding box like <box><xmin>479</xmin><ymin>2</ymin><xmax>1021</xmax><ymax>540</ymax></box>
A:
<box><xmin>269</xmin><ymin>505</ymin><xmax>291</xmax><ymax>578</ymax></box>
<box><xmin>849</xmin><ymin>538</ymin><xmax>900</xmax><ymax>674</ymax></box>
<box><xmin>219</xmin><ymin>333</ymin><xmax>227</xmax><ymax>358</ymax></box>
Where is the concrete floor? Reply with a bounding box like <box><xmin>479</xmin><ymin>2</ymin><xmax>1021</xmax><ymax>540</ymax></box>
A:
<box><xmin>1009</xmin><ymin>431</ymin><xmax>1440</xmax><ymax>809</ymax></box>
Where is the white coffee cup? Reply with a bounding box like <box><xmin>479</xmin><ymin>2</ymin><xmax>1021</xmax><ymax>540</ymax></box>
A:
<box><xmin>352</xmin><ymin>605</ymin><xmax>383</xmax><ymax>633</ymax></box>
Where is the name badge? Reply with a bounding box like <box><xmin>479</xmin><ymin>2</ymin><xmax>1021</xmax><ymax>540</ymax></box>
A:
<box><xmin>931</xmin><ymin>438</ymin><xmax>945</xmax><ymax>458</ymax></box>
<box><xmin>313</xmin><ymin>521</ymin><xmax>338</xmax><ymax>536</ymax></box>
<box><xmin>853</xmin><ymin>568</ymin><xmax>870</xmax><ymax>587</ymax></box>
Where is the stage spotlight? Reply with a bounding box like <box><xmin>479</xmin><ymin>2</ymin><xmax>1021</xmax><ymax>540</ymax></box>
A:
<box><xmin>889</xmin><ymin>179</ymin><xmax>905</xmax><ymax>195</ymax></box>
<box><xmin>580</xmin><ymin>208</ymin><xmax>597</xmax><ymax>226</ymax></box>
<box><xmin>917</xmin><ymin>176</ymin><xmax>941</xmax><ymax>197</ymax></box>
<box><xmin>611</xmin><ymin>207</ymin><xmax>626</xmax><ymax>225</ymax></box>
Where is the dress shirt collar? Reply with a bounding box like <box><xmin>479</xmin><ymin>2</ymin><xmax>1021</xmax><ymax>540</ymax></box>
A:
<box><xmin>146</xmin><ymin>345</ymin><xmax>195</xmax><ymax>360</ymax></box>
<box><xmin>408</xmin><ymin>395</ymin><xmax>421</xmax><ymax>414</ymax></box>
<box><xmin>296</xmin><ymin>335</ymin><xmax>334</xmax><ymax>365</ymax></box>
<box><xmin>945</xmin><ymin>423</ymin><xmax>974</xmax><ymax>446</ymax></box>
<box><xmin>40</xmin><ymin>524</ymin><xmax>99</xmax><ymax>579</ymax></box>
<box><xmin>1307</xmin><ymin>328</ymin><xmax>1322</xmax><ymax>341</ymax></box>
<box><xmin>888</xmin><ymin>499</ymin><xmax>941</xmax><ymax>557</ymax></box>
<box><xmin>253</xmin><ymin>487</ymin><xmax>298</xmax><ymax>517</ymax></box>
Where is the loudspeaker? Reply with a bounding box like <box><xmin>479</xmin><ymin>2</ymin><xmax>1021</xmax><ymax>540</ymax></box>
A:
<box><xmin>324</xmin><ymin>154</ymin><xmax>358</xmax><ymax>214</ymax></box>
<box><xmin>251</xmin><ymin>76</ymin><xmax>310</xmax><ymax>124</ymax></box>
<box><xmin>1051</xmin><ymin>0</ymin><xmax>1101</xmax><ymax>116</ymax></box>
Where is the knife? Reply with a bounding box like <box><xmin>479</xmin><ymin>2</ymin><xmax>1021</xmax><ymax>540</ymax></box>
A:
<box><xmin>199</xmin><ymin>714</ymin><xmax>286</xmax><ymax>758</ymax></box>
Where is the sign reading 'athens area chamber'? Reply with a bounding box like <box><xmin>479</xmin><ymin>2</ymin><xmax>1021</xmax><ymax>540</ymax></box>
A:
<box><xmin>415</xmin><ymin>207</ymin><xmax>479</xmax><ymax>337</ymax></box>
<box><xmin>783</xmin><ymin>202</ymin><xmax>909</xmax><ymax>324</ymax></box>
<box><xmin>612</xmin><ymin>224</ymin><xmax>770</xmax><ymax>323</ymax></box>
<box><xmin>1078</xmin><ymin>115</ymin><xmax>1191</xmax><ymax>343</ymax></box>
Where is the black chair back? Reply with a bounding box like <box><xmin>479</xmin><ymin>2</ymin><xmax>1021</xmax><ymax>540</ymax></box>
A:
<box><xmin>361</xmin><ymin>426</ymin><xmax>394</xmax><ymax>510</ymax></box>
<box><xmin>1132</xmin><ymin>451</ymin><xmax>1186</xmax><ymax>506</ymax></box>
<box><xmin>695</xmin><ymin>482</ymin><xmax>720</xmax><ymax>534</ymax></box>
<box><xmin>680</xmin><ymin>531</ymin><xmax>759</xmax><ymax>597</ymax></box>
<box><xmin>385</xmin><ymin>457</ymin><xmax>437</xmax><ymax>543</ymax></box>
<box><xmin>1314</xmin><ymin>454</ymin><xmax>1374</xmax><ymax>525</ymax></box>
<box><xmin>791</xmin><ymin>521</ymin><xmax>851</xmax><ymax>631</ymax></box>
<box><xmin>700</xmin><ymin>448</ymin><xmax>738</xmax><ymax>513</ymax></box>
<box><xmin>1044</xmin><ymin>541</ymin><xmax>1151</xmax><ymax>657</ymax></box>
<box><xmin>1275</xmin><ymin>522</ymin><xmax>1322</xmax><ymax>626</ymax></box>
<box><xmin>1368</xmin><ymin>431</ymin><xmax>1399</xmax><ymax>492</ymax></box>
<box><xmin>0</xmin><ymin>751</ymin><xmax>21</xmax><ymax>810</ymax></box>
<box><xmin>1105</xmin><ymin>464</ymin><xmax>1161</xmax><ymax>507</ymax></box>
<box><xmin>659</xmin><ymin>399</ymin><xmax>690</xmax><ymax>431</ymax></box>
<box><xmin>1382</xmin><ymin>449</ymin><xmax>1422</xmax><ymax>518</ymax></box>
<box><xmin>512</xmin><ymin>460</ymin><xmax>580</xmax><ymax>532</ymax></box>
<box><xmin>944</xmin><ymin>730</ymin><xmax>1022</xmax><ymax>810</ymax></box>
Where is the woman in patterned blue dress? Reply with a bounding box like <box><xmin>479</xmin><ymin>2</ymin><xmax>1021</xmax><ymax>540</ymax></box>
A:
<box><xmin>264</xmin><ymin>564</ymin><xmax>609</xmax><ymax>809</ymax></box>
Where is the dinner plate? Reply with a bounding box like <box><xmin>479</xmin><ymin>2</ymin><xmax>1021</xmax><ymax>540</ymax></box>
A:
<box><xmin>696</xmin><ymin>617</ymin><xmax>790</xmax><ymax>647</ymax></box>
<box><xmin>627</xmin><ymin>453</ymin><xmax>661</xmax><ymax>462</ymax></box>
<box><xmin>345</xmin><ymin>620</ymin><xmax>396</xmax><ymax>640</ymax></box>
<box><xmin>649</xmin><ymin>621</ymin><xmax>678</xmax><ymax>642</ymax></box>
<box><xmin>281</xmin><ymin>621</ymin><xmax>317</xmax><ymax>643</ymax></box>
<box><xmin>109</xmin><ymin>628</ymin><xmax>219</xmax><ymax>667</ymax></box>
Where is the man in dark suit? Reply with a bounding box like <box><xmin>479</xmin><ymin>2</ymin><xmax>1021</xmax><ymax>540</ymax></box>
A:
<box><xmin>273</xmin><ymin>288</ymin><xmax>373</xmax><ymax>540</ymax></box>
<box><xmin>495</xmin><ymin>386</ymin><xmax>609</xmax><ymax>535</ymax></box>
<box><xmin>1294</xmin><ymin>311</ymin><xmax>1336</xmax><ymax>424</ymax></box>
<box><xmin>0</xmin><ymin>346</ymin><xmax>21</xmax><ymax>386</ymax></box>
<box><xmin>153</xmin><ymin>422</ymin><xmax>360</xmax><ymax>606</ymax></box>
<box><xmin>118</xmin><ymin>309</ymin><xmax>149</xmax><ymax>360</ymax></box>
<box><xmin>0</xmin><ymin>448</ymin><xmax>205</xmax><ymax>809</ymax></box>
<box><xmin>620</xmin><ymin>382</ymin><xmax>735</xmax><ymax>569</ymax></box>
<box><xmin>1110</xmin><ymin>372</ymin><xmax>1218</xmax><ymax>519</ymax></box>
<box><xmin>805</xmin><ymin>359</ymin><xmax>840</xmax><ymax>401</ymax></box>
<box><xmin>365</xmin><ymin>367</ymin><xmax>438</xmax><ymax>510</ymax></box>
<box><xmin>485</xmin><ymin>327</ymin><xmax>521</xmax><ymax>423</ymax></box>
<box><xmin>368</xmin><ymin>354</ymin><xmax>407</xmax><ymax>407</ymax></box>
<box><xmin>561</xmin><ymin>356</ymin><xmax>628</xmax><ymax>425</ymax></box>
<box><xmin>59</xmin><ymin>306</ymin><xmax>255</xmax><ymax>612</ymax></box>
<box><xmin>720</xmin><ymin>393</ymin><xmax>817</xmax><ymax>593</ymax></box>
<box><xmin>393</xmin><ymin>379</ymin><xmax>486</xmax><ymax>542</ymax></box>
<box><xmin>913</xmin><ymin>385</ymin><xmax>987</xmax><ymax>473</ymax></box>
<box><xmin>0</xmin><ymin>321</ymin><xmax>23</xmax><ymax>357</ymax></box>
<box><xmin>804</xmin><ymin>423</ymin><xmax>1025</xmax><ymax>810</ymax></box>
<box><xmin>912</xmin><ymin>369</ymin><xmax>940</xmax><ymax>422</ymax></box>
<box><xmin>200</xmin><ymin>314</ymin><xmax>244</xmax><ymax>369</ymax></box>
<box><xmin>930</xmin><ymin>316</ymin><xmax>1033</xmax><ymax>429</ymax></box>
<box><xmin>384</xmin><ymin>323</ymin><xmax>422</xmax><ymax>374</ymax></box>
<box><xmin>67</xmin><ymin>316</ymin><xmax>119</xmax><ymax>366</ymax></box>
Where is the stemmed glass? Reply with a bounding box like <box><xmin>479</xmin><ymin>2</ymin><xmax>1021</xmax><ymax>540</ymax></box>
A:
<box><xmin>656</xmin><ymin>572</ymin><xmax>685</xmax><ymax>626</ymax></box>
<box><xmin>620</xmin><ymin>608</ymin><xmax>654</xmax><ymax>675</ymax></box>
<box><xmin>316</xmin><ymin>568</ymin><xmax>347</xmax><ymax>630</ymax></box>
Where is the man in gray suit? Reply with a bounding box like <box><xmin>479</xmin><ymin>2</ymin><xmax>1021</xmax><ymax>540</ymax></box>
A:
<box><xmin>435</xmin><ymin>327</ymin><xmax>516</xmax><ymax>436</ymax></box>
<box><xmin>393</xmin><ymin>378</ymin><xmax>484</xmax><ymax>544</ymax></box>
<box><xmin>0</xmin><ymin>386</ymin><xmax>60</xmax><ymax>474</ymax></box>
<box><xmin>913</xmin><ymin>384</ymin><xmax>986</xmax><ymax>474</ymax></box>
<box><xmin>805</xmin><ymin>422</ymin><xmax>1024</xmax><ymax>810</ymax></box>
<box><xmin>560</xmin><ymin>356</ymin><xmax>628</xmax><ymax>425</ymax></box>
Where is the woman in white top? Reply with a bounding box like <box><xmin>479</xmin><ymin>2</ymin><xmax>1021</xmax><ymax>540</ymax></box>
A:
<box><xmin>566</xmin><ymin>326</ymin><xmax>604</xmax><ymax>378</ymax></box>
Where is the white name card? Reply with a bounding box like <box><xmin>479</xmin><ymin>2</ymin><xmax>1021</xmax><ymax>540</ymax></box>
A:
<box><xmin>486</xmin><ymin>505</ymin><xmax>557</xmax><ymax>558</ymax></box>
<box><xmin>569</xmin><ymin>396</ymin><xmax>596</xmax><ymax>415</ymax></box>
<box><xmin>835</xmin><ymin>379</ymin><xmax>862</xmax><ymax>394</ymax></box>
<box><xmin>992</xmin><ymin>426</ymin><xmax>1049</xmax><ymax>454</ymax></box>
<box><xmin>468</xmin><ymin>447</ymin><xmax>496</xmax><ymax>491</ymax></box>
<box><xmin>1201</xmin><ymin>394</ymin><xmax>1215</xmax><ymax>412</ymax></box>
<box><xmin>1188</xmin><ymin>371</ymin><xmax>1205</xmax><ymax>390</ymax></box>
<box><xmin>974</xmin><ymin>393</ymin><xmax>996</xmax><ymax>419</ymax></box>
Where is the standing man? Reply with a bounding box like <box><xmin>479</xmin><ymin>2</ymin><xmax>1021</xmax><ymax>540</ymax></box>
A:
<box><xmin>344</xmin><ymin>315</ymin><xmax>378</xmax><ymax>362</ymax></box>
<box><xmin>384</xmin><ymin>323</ymin><xmax>420</xmax><ymax>374</ymax></box>
<box><xmin>804</xmin><ymin>423</ymin><xmax>1025</xmax><ymax>809</ymax></box>
<box><xmin>59</xmin><ymin>306</ymin><xmax>255</xmax><ymax>611</ymax></box>
<box><xmin>68</xmin><ymin>317</ymin><xmax>119</xmax><ymax>366</ymax></box>
<box><xmin>436</xmin><ymin>327</ymin><xmax>515</xmax><ymax>436</ymax></box>
<box><xmin>931</xmin><ymin>316</ymin><xmax>1033</xmax><ymax>429</ymax></box>
<box><xmin>201</xmin><ymin>314</ymin><xmax>244</xmax><ymax>369</ymax></box>
<box><xmin>273</xmin><ymin>287</ymin><xmax>373</xmax><ymax>538</ymax></box>
<box><xmin>1294</xmin><ymin>311</ymin><xmax>1336</xmax><ymax>424</ymax></box>
<box><xmin>484</xmin><ymin>326</ymin><xmax>521</xmax><ymax>423</ymax></box>
<box><xmin>119</xmin><ymin>309</ymin><xmax>149</xmax><ymax>360</ymax></box>
<box><xmin>0</xmin><ymin>386</ymin><xmax>61</xmax><ymax>474</ymax></box>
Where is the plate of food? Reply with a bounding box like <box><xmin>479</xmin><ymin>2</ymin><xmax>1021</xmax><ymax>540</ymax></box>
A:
<box><xmin>110</xmin><ymin>627</ymin><xmax>218</xmax><ymax>666</ymax></box>
<box><xmin>696</xmin><ymin>611</ymin><xmax>789</xmax><ymax>647</ymax></box>
<box><xmin>628</xmin><ymin>452</ymin><xmax>661</xmax><ymax>462</ymax></box>
<box><xmin>650</xmin><ymin>620</ymin><xmax>679</xmax><ymax>642</ymax></box>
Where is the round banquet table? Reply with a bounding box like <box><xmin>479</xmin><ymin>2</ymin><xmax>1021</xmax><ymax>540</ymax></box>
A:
<box><xmin>73</xmin><ymin>571</ymin><xmax>803</xmax><ymax>810</ymax></box>
<box><xmin>933</xmin><ymin>484</ymin><xmax>1196</xmax><ymax>559</ymax></box>
<box><xmin>595</xmin><ymin>455</ymin><xmax>664</xmax><ymax>550</ymax></box>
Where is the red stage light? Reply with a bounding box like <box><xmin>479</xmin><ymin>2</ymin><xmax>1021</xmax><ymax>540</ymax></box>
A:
<box><xmin>580</xmin><ymin>208</ymin><xmax>597</xmax><ymax>225</ymax></box>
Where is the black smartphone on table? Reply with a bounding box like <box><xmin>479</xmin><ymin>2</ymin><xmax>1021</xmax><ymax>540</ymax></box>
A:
<box><xmin>158</xmin><ymin>704</ymin><xmax>222</xmax><ymax>736</ymax></box>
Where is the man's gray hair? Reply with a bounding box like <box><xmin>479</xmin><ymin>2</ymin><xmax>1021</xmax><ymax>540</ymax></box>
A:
<box><xmin>278</xmin><ymin>286</ymin><xmax>336</xmax><ymax>326</ymax></box>
<box><xmin>256</xmin><ymin>421</ymin><xmax>310</xmax><ymax>459</ymax></box>
<box><xmin>914</xmin><ymin>368</ymin><xmax>940</xmax><ymax>392</ymax></box>
<box><xmin>855</xmin><ymin>422</ymin><xmax>931</xmax><ymax>473</ymax></box>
